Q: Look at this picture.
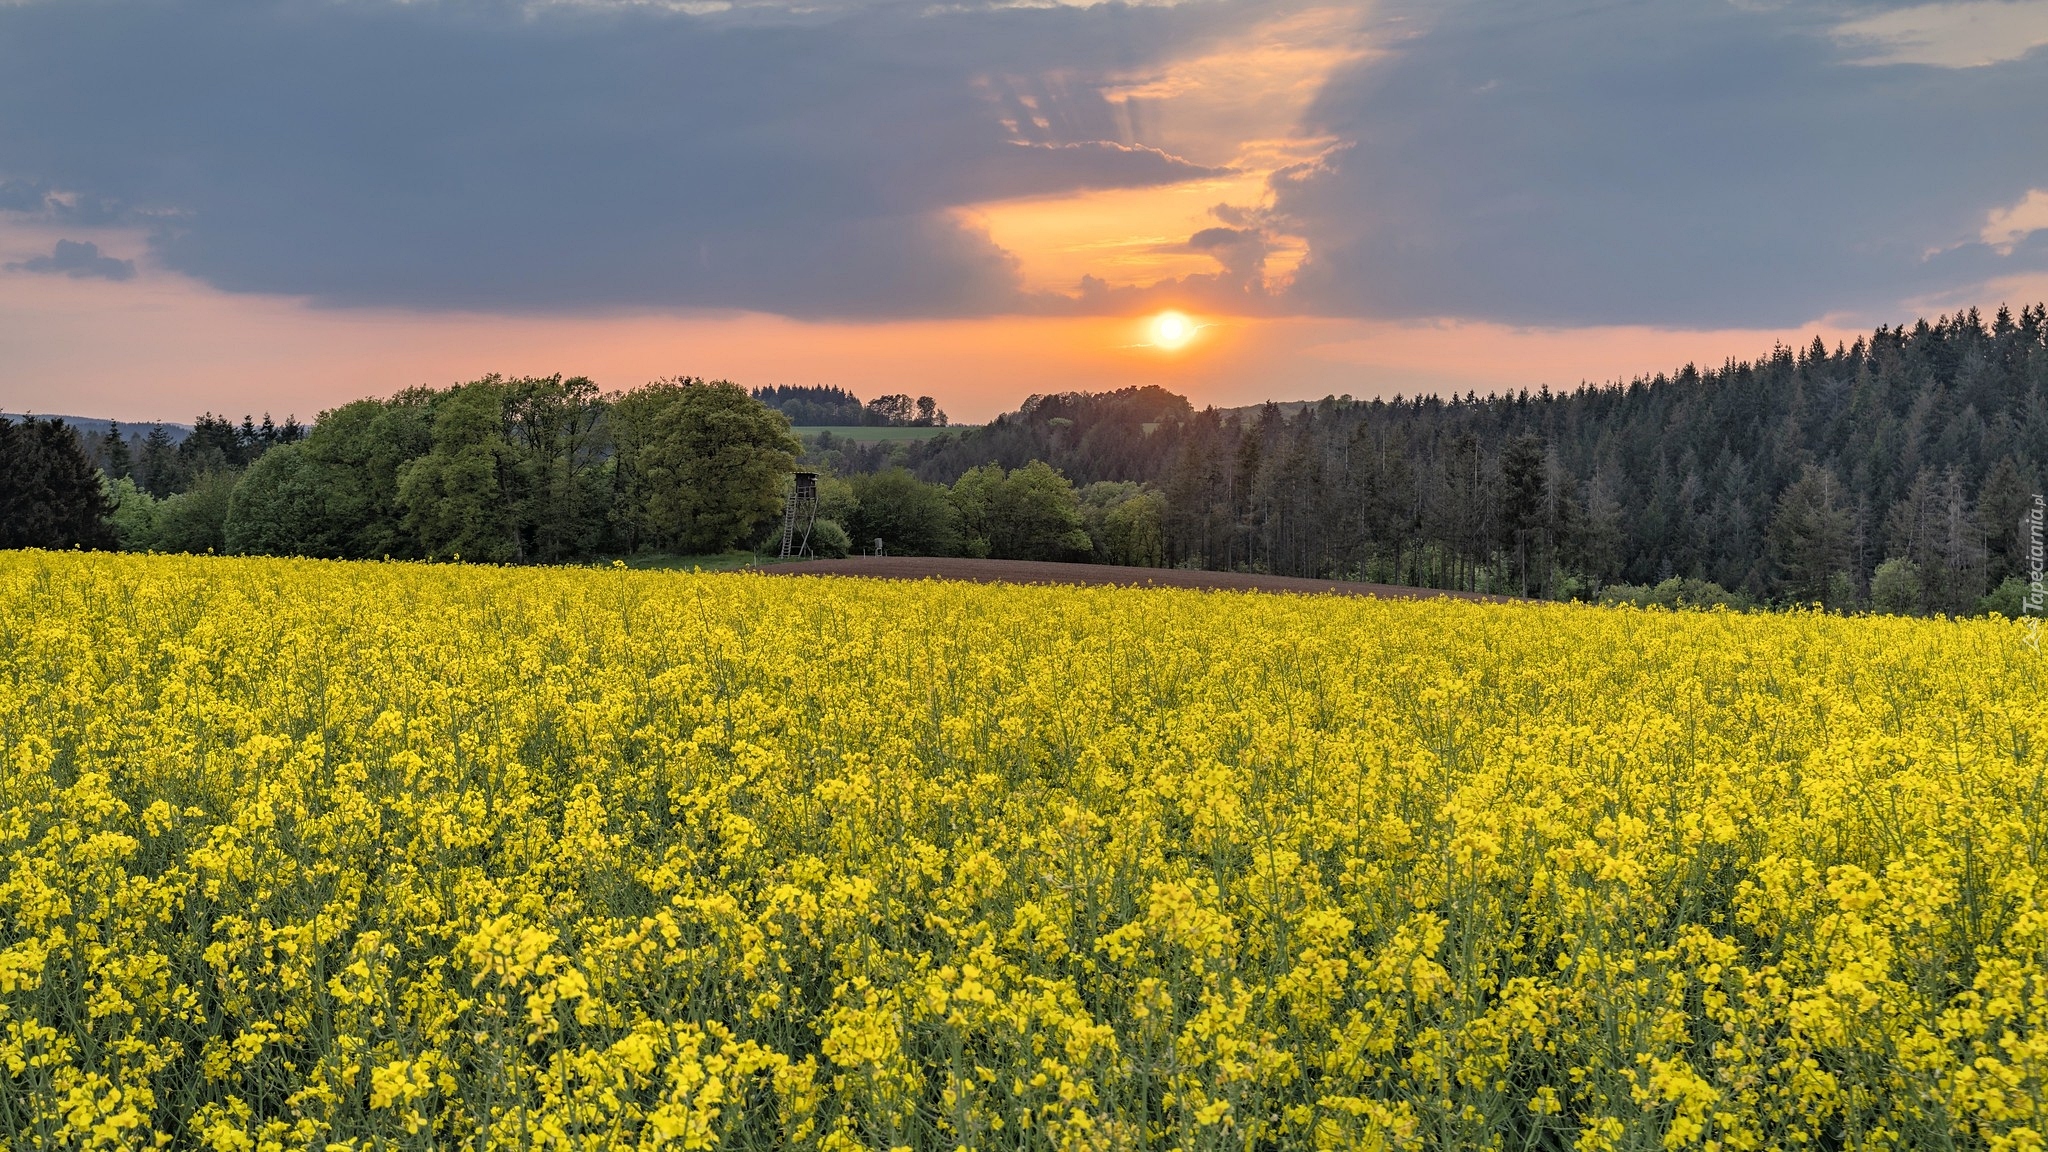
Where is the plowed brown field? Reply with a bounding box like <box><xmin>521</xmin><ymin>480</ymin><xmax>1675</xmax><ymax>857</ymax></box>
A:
<box><xmin>759</xmin><ymin>555</ymin><xmax>1512</xmax><ymax>600</ymax></box>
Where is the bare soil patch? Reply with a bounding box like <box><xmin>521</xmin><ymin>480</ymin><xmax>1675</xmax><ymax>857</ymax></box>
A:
<box><xmin>757</xmin><ymin>556</ymin><xmax>1513</xmax><ymax>602</ymax></box>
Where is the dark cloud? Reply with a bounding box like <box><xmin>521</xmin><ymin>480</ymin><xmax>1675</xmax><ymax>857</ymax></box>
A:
<box><xmin>990</xmin><ymin>141</ymin><xmax>1229</xmax><ymax>195</ymax></box>
<box><xmin>1209</xmin><ymin>203</ymin><xmax>1253</xmax><ymax>228</ymax></box>
<box><xmin>0</xmin><ymin>179</ymin><xmax>48</xmax><ymax>213</ymax></box>
<box><xmin>1188</xmin><ymin>226</ymin><xmax>1254</xmax><ymax>251</ymax></box>
<box><xmin>1275</xmin><ymin>1</ymin><xmax>2048</xmax><ymax>327</ymax></box>
<box><xmin>5</xmin><ymin>0</ymin><xmax>2036</xmax><ymax>327</ymax></box>
<box><xmin>1062</xmin><ymin>223</ymin><xmax>1278</xmax><ymax>317</ymax></box>
<box><xmin>9</xmin><ymin>238</ymin><xmax>137</xmax><ymax>280</ymax></box>
<box><xmin>0</xmin><ymin>0</ymin><xmax>1265</xmax><ymax>318</ymax></box>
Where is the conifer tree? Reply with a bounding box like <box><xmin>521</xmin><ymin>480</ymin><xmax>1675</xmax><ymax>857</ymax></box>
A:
<box><xmin>101</xmin><ymin>420</ymin><xmax>133</xmax><ymax>480</ymax></box>
<box><xmin>0</xmin><ymin>418</ymin><xmax>116</xmax><ymax>550</ymax></box>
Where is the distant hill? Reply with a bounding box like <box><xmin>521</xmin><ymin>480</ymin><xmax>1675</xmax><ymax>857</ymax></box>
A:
<box><xmin>1</xmin><ymin>413</ymin><xmax>193</xmax><ymax>444</ymax></box>
<box><xmin>1219</xmin><ymin>400</ymin><xmax>1317</xmax><ymax>420</ymax></box>
<box><xmin>753</xmin><ymin>384</ymin><xmax>949</xmax><ymax>429</ymax></box>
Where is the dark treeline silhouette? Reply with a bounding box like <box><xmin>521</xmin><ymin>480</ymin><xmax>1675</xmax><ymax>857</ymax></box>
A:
<box><xmin>812</xmin><ymin>306</ymin><xmax>2048</xmax><ymax>613</ymax></box>
<box><xmin>752</xmin><ymin>385</ymin><xmax>948</xmax><ymax>427</ymax></box>
<box><xmin>0</xmin><ymin>416</ymin><xmax>116</xmax><ymax>550</ymax></box>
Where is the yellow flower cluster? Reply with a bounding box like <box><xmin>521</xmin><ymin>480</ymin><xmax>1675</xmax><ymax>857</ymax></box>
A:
<box><xmin>1</xmin><ymin>552</ymin><xmax>2044</xmax><ymax>1151</ymax></box>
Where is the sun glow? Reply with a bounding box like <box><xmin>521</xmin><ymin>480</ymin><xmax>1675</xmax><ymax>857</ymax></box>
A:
<box><xmin>1150</xmin><ymin>310</ymin><xmax>1197</xmax><ymax>350</ymax></box>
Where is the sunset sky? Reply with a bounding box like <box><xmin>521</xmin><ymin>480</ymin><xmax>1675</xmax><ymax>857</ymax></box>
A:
<box><xmin>3</xmin><ymin>0</ymin><xmax>2047</xmax><ymax>424</ymax></box>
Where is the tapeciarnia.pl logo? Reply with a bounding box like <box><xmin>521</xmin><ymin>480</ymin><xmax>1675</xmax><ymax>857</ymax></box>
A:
<box><xmin>2024</xmin><ymin>493</ymin><xmax>2044</xmax><ymax>652</ymax></box>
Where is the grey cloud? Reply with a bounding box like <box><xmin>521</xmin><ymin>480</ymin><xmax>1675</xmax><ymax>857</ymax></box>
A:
<box><xmin>1188</xmin><ymin>226</ymin><xmax>1253</xmax><ymax>250</ymax></box>
<box><xmin>1274</xmin><ymin>0</ymin><xmax>2048</xmax><ymax>328</ymax></box>
<box><xmin>0</xmin><ymin>180</ymin><xmax>48</xmax><ymax>213</ymax></box>
<box><xmin>9</xmin><ymin>238</ymin><xmax>137</xmax><ymax>280</ymax></box>
<box><xmin>9</xmin><ymin>0</ymin><xmax>2021</xmax><ymax>329</ymax></box>
<box><xmin>987</xmin><ymin>141</ymin><xmax>1229</xmax><ymax>196</ymax></box>
<box><xmin>1060</xmin><ymin>233</ymin><xmax>1278</xmax><ymax>317</ymax></box>
<box><xmin>0</xmin><ymin>0</ymin><xmax>1274</xmax><ymax>318</ymax></box>
<box><xmin>0</xmin><ymin>178</ymin><xmax>133</xmax><ymax>224</ymax></box>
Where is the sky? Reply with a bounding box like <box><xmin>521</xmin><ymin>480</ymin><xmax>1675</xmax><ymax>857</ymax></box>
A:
<box><xmin>2</xmin><ymin>0</ymin><xmax>2046</xmax><ymax>425</ymax></box>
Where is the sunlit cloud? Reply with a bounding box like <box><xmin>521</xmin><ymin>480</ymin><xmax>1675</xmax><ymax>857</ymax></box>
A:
<box><xmin>1983</xmin><ymin>188</ymin><xmax>2048</xmax><ymax>254</ymax></box>
<box><xmin>966</xmin><ymin>5</ymin><xmax>1369</xmax><ymax>307</ymax></box>
<box><xmin>1832</xmin><ymin>0</ymin><xmax>2048</xmax><ymax>67</ymax></box>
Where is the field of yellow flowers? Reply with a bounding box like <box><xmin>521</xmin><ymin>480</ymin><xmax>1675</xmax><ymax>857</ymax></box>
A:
<box><xmin>1</xmin><ymin>552</ymin><xmax>2044</xmax><ymax>1151</ymax></box>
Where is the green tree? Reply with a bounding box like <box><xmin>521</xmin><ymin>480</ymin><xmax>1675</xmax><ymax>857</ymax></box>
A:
<box><xmin>849</xmin><ymin>468</ymin><xmax>960</xmax><ymax>556</ymax></box>
<box><xmin>505</xmin><ymin>375</ymin><xmax>610</xmax><ymax>561</ymax></box>
<box><xmin>1079</xmin><ymin>482</ymin><xmax>1165</xmax><ymax>567</ymax></box>
<box><xmin>1497</xmin><ymin>432</ymin><xmax>1551</xmax><ymax>596</ymax></box>
<box><xmin>397</xmin><ymin>384</ymin><xmax>521</xmax><ymax>561</ymax></box>
<box><xmin>986</xmin><ymin>461</ymin><xmax>1091</xmax><ymax>562</ymax></box>
<box><xmin>1976</xmin><ymin>575</ymin><xmax>2030</xmax><ymax>618</ymax></box>
<box><xmin>1768</xmin><ymin>465</ymin><xmax>1853</xmax><ymax>605</ymax></box>
<box><xmin>1886</xmin><ymin>467</ymin><xmax>1986</xmax><ymax>615</ymax></box>
<box><xmin>225</xmin><ymin>444</ymin><xmax>327</xmax><ymax>556</ymax></box>
<box><xmin>300</xmin><ymin>394</ymin><xmax>435</xmax><ymax>558</ymax></box>
<box><xmin>105</xmin><ymin>476</ymin><xmax>159</xmax><ymax>550</ymax></box>
<box><xmin>612</xmin><ymin>378</ymin><xmax>799</xmax><ymax>554</ymax></box>
<box><xmin>863</xmin><ymin>394</ymin><xmax>914</xmax><ymax>426</ymax></box>
<box><xmin>179</xmin><ymin>413</ymin><xmax>250</xmax><ymax>475</ymax></box>
<box><xmin>0</xmin><ymin>417</ymin><xmax>116</xmax><ymax>549</ymax></box>
<box><xmin>136</xmin><ymin>424</ymin><xmax>182</xmax><ymax>497</ymax></box>
<box><xmin>1870</xmin><ymin>557</ymin><xmax>1923</xmax><ymax>615</ymax></box>
<box><xmin>1975</xmin><ymin>455</ymin><xmax>2033</xmax><ymax>583</ymax></box>
<box><xmin>948</xmin><ymin>464</ymin><xmax>1004</xmax><ymax>558</ymax></box>
<box><xmin>100</xmin><ymin>421</ymin><xmax>133</xmax><ymax>480</ymax></box>
<box><xmin>808</xmin><ymin>517</ymin><xmax>853</xmax><ymax>558</ymax></box>
<box><xmin>152</xmin><ymin>470</ymin><xmax>238</xmax><ymax>554</ymax></box>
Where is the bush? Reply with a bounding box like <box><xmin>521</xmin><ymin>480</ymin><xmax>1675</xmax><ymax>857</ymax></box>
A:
<box><xmin>106</xmin><ymin>476</ymin><xmax>161</xmax><ymax>550</ymax></box>
<box><xmin>848</xmin><ymin>468</ymin><xmax>959</xmax><ymax>556</ymax></box>
<box><xmin>152</xmin><ymin>470</ymin><xmax>239</xmax><ymax>554</ymax></box>
<box><xmin>1975</xmin><ymin>574</ymin><xmax>2031</xmax><ymax>618</ymax></box>
<box><xmin>5</xmin><ymin>552</ymin><xmax>2044</xmax><ymax>1146</ymax></box>
<box><xmin>1598</xmin><ymin>576</ymin><xmax>1746</xmax><ymax>610</ymax></box>
<box><xmin>808</xmin><ymin>517</ymin><xmax>851</xmax><ymax>558</ymax></box>
<box><xmin>1870</xmin><ymin>557</ymin><xmax>1923</xmax><ymax>615</ymax></box>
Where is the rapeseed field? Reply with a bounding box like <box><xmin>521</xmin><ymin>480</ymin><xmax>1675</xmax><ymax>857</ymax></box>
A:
<box><xmin>1</xmin><ymin>552</ymin><xmax>2043</xmax><ymax>1151</ymax></box>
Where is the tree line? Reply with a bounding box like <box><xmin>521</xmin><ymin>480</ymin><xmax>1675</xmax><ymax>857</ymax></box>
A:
<box><xmin>2</xmin><ymin>376</ymin><xmax>800</xmax><ymax>562</ymax></box>
<box><xmin>751</xmin><ymin>385</ymin><xmax>948</xmax><ymax>428</ymax></box>
<box><xmin>1</xmin><ymin>378</ymin><xmax>1148</xmax><ymax>569</ymax></box>
<box><xmin>818</xmin><ymin>305</ymin><xmax>2048</xmax><ymax>614</ymax></box>
<box><xmin>5</xmin><ymin>305</ymin><xmax>2044</xmax><ymax>616</ymax></box>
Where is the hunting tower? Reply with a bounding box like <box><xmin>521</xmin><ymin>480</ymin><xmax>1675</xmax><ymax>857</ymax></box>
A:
<box><xmin>779</xmin><ymin>471</ymin><xmax>820</xmax><ymax>559</ymax></box>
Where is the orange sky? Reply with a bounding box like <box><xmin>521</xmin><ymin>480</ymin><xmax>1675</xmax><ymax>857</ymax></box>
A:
<box><xmin>0</xmin><ymin>263</ymin><xmax>1873</xmax><ymax>424</ymax></box>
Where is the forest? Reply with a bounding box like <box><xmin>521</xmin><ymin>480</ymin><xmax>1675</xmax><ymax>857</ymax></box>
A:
<box><xmin>751</xmin><ymin>385</ymin><xmax>948</xmax><ymax>428</ymax></box>
<box><xmin>3</xmin><ymin>304</ymin><xmax>2044</xmax><ymax>615</ymax></box>
<box><xmin>811</xmin><ymin>305</ymin><xmax>2048</xmax><ymax>614</ymax></box>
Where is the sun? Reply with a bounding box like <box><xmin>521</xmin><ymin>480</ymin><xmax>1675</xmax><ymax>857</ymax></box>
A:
<box><xmin>1149</xmin><ymin>310</ymin><xmax>1197</xmax><ymax>350</ymax></box>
